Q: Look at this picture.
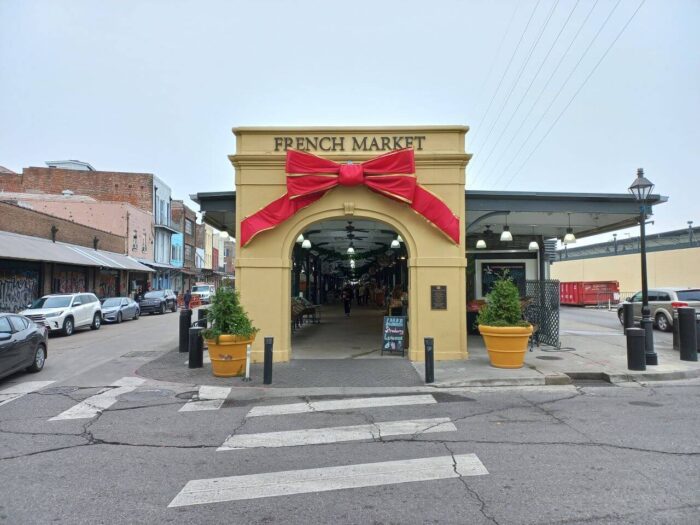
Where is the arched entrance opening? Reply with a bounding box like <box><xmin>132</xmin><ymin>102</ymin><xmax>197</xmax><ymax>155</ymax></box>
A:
<box><xmin>289</xmin><ymin>218</ymin><xmax>411</xmax><ymax>359</ymax></box>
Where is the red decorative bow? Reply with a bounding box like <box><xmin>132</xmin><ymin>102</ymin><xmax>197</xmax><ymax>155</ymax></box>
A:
<box><xmin>240</xmin><ymin>148</ymin><xmax>460</xmax><ymax>246</ymax></box>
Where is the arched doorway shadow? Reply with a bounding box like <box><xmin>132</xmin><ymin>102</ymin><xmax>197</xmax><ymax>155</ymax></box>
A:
<box><xmin>282</xmin><ymin>209</ymin><xmax>416</xmax><ymax>360</ymax></box>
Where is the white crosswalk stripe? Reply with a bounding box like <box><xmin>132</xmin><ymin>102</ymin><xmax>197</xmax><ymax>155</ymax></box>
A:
<box><xmin>246</xmin><ymin>394</ymin><xmax>437</xmax><ymax>418</ymax></box>
<box><xmin>179</xmin><ymin>386</ymin><xmax>231</xmax><ymax>412</ymax></box>
<box><xmin>218</xmin><ymin>417</ymin><xmax>456</xmax><ymax>451</ymax></box>
<box><xmin>0</xmin><ymin>381</ymin><xmax>55</xmax><ymax>408</ymax></box>
<box><xmin>169</xmin><ymin>453</ymin><xmax>488</xmax><ymax>507</ymax></box>
<box><xmin>49</xmin><ymin>377</ymin><xmax>145</xmax><ymax>421</ymax></box>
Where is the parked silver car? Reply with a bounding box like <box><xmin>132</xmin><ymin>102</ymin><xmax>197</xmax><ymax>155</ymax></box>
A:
<box><xmin>101</xmin><ymin>297</ymin><xmax>140</xmax><ymax>323</ymax></box>
<box><xmin>617</xmin><ymin>287</ymin><xmax>700</xmax><ymax>331</ymax></box>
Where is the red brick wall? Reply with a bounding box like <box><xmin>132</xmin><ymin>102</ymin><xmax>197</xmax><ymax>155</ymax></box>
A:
<box><xmin>1</xmin><ymin>167</ymin><xmax>154</xmax><ymax>212</ymax></box>
<box><xmin>0</xmin><ymin>202</ymin><xmax>126</xmax><ymax>253</ymax></box>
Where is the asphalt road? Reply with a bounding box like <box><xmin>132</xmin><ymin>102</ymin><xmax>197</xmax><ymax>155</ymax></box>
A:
<box><xmin>1</xmin><ymin>309</ymin><xmax>698</xmax><ymax>524</ymax></box>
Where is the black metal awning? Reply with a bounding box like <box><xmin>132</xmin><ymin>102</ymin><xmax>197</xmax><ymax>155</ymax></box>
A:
<box><xmin>190</xmin><ymin>189</ymin><xmax>668</xmax><ymax>242</ymax></box>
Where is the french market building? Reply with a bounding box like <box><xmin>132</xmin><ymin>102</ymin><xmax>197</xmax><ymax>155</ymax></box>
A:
<box><xmin>193</xmin><ymin>126</ymin><xmax>666</xmax><ymax>364</ymax></box>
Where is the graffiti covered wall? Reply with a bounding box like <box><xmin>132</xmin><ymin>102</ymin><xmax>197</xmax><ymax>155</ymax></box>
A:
<box><xmin>0</xmin><ymin>266</ymin><xmax>40</xmax><ymax>313</ymax></box>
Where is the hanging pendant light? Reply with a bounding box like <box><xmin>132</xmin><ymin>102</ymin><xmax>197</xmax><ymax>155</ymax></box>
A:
<box><xmin>301</xmin><ymin>239</ymin><xmax>311</xmax><ymax>249</ymax></box>
<box><xmin>528</xmin><ymin>225</ymin><xmax>539</xmax><ymax>251</ymax></box>
<box><xmin>390</xmin><ymin>238</ymin><xmax>400</xmax><ymax>249</ymax></box>
<box><xmin>346</xmin><ymin>242</ymin><xmax>355</xmax><ymax>255</ymax></box>
<box><xmin>296</xmin><ymin>234</ymin><xmax>304</xmax><ymax>244</ymax></box>
<box><xmin>500</xmin><ymin>216</ymin><xmax>513</xmax><ymax>242</ymax></box>
<box><xmin>476</xmin><ymin>239</ymin><xmax>487</xmax><ymax>249</ymax></box>
<box><xmin>563</xmin><ymin>213</ymin><xmax>576</xmax><ymax>244</ymax></box>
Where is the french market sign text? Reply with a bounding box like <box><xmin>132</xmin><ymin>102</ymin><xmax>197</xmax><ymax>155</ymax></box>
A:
<box><xmin>274</xmin><ymin>135</ymin><xmax>427</xmax><ymax>152</ymax></box>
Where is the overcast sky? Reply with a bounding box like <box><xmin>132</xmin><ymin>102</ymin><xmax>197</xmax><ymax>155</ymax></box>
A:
<box><xmin>1</xmin><ymin>0</ymin><xmax>698</xmax><ymax>245</ymax></box>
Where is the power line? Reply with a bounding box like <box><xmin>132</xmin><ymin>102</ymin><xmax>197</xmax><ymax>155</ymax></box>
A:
<box><xmin>474</xmin><ymin>0</ymin><xmax>580</xmax><ymax>181</ymax></box>
<box><xmin>471</xmin><ymin>0</ymin><xmax>542</xmax><ymax>149</ymax></box>
<box><xmin>503</xmin><ymin>0</ymin><xmax>648</xmax><ymax>189</ymax></box>
<box><xmin>490</xmin><ymin>0</ymin><xmax>620</xmax><ymax>188</ymax></box>
<box><xmin>469</xmin><ymin>3</ymin><xmax>520</xmax><ymax>125</ymax></box>
<box><xmin>481</xmin><ymin>0</ymin><xmax>600</xmax><ymax>187</ymax></box>
<box><xmin>472</xmin><ymin>0</ymin><xmax>561</xmax><ymax>184</ymax></box>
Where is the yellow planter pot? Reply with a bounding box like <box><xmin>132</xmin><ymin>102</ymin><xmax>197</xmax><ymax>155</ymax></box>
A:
<box><xmin>205</xmin><ymin>334</ymin><xmax>255</xmax><ymax>377</ymax></box>
<box><xmin>478</xmin><ymin>324</ymin><xmax>533</xmax><ymax>369</ymax></box>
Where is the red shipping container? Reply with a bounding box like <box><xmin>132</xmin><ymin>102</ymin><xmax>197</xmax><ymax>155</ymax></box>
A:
<box><xmin>560</xmin><ymin>281</ymin><xmax>620</xmax><ymax>306</ymax></box>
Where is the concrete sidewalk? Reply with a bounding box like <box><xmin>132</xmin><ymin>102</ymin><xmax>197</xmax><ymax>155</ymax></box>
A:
<box><xmin>136</xmin><ymin>328</ymin><xmax>700</xmax><ymax>393</ymax></box>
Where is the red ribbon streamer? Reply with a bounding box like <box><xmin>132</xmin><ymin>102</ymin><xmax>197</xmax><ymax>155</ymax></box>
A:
<box><xmin>240</xmin><ymin>148</ymin><xmax>460</xmax><ymax>246</ymax></box>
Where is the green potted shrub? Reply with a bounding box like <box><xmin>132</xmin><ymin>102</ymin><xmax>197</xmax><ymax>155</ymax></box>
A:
<box><xmin>477</xmin><ymin>275</ymin><xmax>532</xmax><ymax>369</ymax></box>
<box><xmin>202</xmin><ymin>283</ymin><xmax>258</xmax><ymax>377</ymax></box>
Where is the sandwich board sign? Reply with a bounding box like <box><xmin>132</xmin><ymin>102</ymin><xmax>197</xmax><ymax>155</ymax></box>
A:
<box><xmin>382</xmin><ymin>316</ymin><xmax>406</xmax><ymax>356</ymax></box>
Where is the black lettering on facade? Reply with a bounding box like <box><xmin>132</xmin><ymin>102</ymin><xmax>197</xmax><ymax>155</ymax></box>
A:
<box><xmin>332</xmin><ymin>137</ymin><xmax>345</xmax><ymax>151</ymax></box>
<box><xmin>368</xmin><ymin>137</ymin><xmax>380</xmax><ymax>151</ymax></box>
<box><xmin>274</xmin><ymin>137</ymin><xmax>284</xmax><ymax>151</ymax></box>
<box><xmin>404</xmin><ymin>136</ymin><xmax>414</xmax><ymax>148</ymax></box>
<box><xmin>393</xmin><ymin>136</ymin><xmax>403</xmax><ymax>149</ymax></box>
<box><xmin>381</xmin><ymin>137</ymin><xmax>391</xmax><ymax>150</ymax></box>
<box><xmin>352</xmin><ymin>137</ymin><xmax>368</xmax><ymax>151</ymax></box>
<box><xmin>305</xmin><ymin>137</ymin><xmax>318</xmax><ymax>151</ymax></box>
<box><xmin>284</xmin><ymin>137</ymin><xmax>293</xmax><ymax>150</ymax></box>
<box><xmin>414</xmin><ymin>136</ymin><xmax>426</xmax><ymax>150</ymax></box>
<box><xmin>319</xmin><ymin>136</ymin><xmax>333</xmax><ymax>151</ymax></box>
<box><xmin>296</xmin><ymin>137</ymin><xmax>306</xmax><ymax>150</ymax></box>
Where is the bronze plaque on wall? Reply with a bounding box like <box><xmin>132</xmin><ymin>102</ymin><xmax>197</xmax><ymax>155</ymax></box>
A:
<box><xmin>430</xmin><ymin>285</ymin><xmax>447</xmax><ymax>310</ymax></box>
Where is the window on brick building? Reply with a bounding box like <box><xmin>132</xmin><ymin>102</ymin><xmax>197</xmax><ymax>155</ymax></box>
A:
<box><xmin>185</xmin><ymin>219</ymin><xmax>193</xmax><ymax>235</ymax></box>
<box><xmin>185</xmin><ymin>245</ymin><xmax>192</xmax><ymax>260</ymax></box>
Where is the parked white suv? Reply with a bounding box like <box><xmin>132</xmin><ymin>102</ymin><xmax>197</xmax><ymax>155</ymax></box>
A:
<box><xmin>21</xmin><ymin>293</ymin><xmax>102</xmax><ymax>336</ymax></box>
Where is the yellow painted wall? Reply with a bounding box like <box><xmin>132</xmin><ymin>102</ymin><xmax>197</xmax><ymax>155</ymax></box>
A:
<box><xmin>232</xmin><ymin>126</ymin><xmax>470</xmax><ymax>363</ymax></box>
<box><xmin>551</xmin><ymin>246</ymin><xmax>700</xmax><ymax>292</ymax></box>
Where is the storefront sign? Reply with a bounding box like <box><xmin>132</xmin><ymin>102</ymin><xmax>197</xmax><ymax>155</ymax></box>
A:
<box><xmin>382</xmin><ymin>315</ymin><xmax>406</xmax><ymax>355</ymax></box>
<box><xmin>274</xmin><ymin>135</ymin><xmax>427</xmax><ymax>152</ymax></box>
<box><xmin>430</xmin><ymin>285</ymin><xmax>447</xmax><ymax>310</ymax></box>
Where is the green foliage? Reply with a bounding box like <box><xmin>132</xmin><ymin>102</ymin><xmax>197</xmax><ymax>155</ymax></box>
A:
<box><xmin>476</xmin><ymin>274</ymin><xmax>530</xmax><ymax>328</ymax></box>
<box><xmin>202</xmin><ymin>281</ymin><xmax>258</xmax><ymax>341</ymax></box>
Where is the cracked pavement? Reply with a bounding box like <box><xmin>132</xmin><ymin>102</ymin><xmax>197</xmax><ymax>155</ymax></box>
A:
<box><xmin>0</xmin><ymin>312</ymin><xmax>699</xmax><ymax>524</ymax></box>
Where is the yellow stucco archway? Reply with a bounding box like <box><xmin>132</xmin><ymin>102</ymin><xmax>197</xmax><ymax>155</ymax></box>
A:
<box><xmin>231</xmin><ymin>126</ymin><xmax>470</xmax><ymax>363</ymax></box>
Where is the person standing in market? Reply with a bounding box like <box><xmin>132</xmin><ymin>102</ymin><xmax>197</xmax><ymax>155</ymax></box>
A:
<box><xmin>184</xmin><ymin>288</ymin><xmax>192</xmax><ymax>310</ymax></box>
<box><xmin>342</xmin><ymin>283</ymin><xmax>353</xmax><ymax>317</ymax></box>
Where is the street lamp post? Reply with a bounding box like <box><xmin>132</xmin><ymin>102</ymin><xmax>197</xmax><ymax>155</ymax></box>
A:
<box><xmin>628</xmin><ymin>168</ymin><xmax>657</xmax><ymax>366</ymax></box>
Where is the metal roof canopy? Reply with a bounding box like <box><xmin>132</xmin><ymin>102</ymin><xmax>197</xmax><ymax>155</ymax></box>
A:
<box><xmin>190</xmin><ymin>192</ymin><xmax>236</xmax><ymax>235</ymax></box>
<box><xmin>466</xmin><ymin>190</ymin><xmax>667</xmax><ymax>240</ymax></box>
<box><xmin>0</xmin><ymin>231</ymin><xmax>154</xmax><ymax>272</ymax></box>
<box><xmin>191</xmin><ymin>190</ymin><xmax>668</xmax><ymax>242</ymax></box>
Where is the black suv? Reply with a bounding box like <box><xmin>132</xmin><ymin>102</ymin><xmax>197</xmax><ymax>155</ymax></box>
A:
<box><xmin>138</xmin><ymin>290</ymin><xmax>178</xmax><ymax>315</ymax></box>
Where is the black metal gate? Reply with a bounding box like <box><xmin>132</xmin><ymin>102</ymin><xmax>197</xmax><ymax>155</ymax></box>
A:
<box><xmin>525</xmin><ymin>279</ymin><xmax>560</xmax><ymax>348</ymax></box>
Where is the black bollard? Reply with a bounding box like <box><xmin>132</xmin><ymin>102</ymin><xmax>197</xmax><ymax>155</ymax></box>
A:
<box><xmin>673</xmin><ymin>311</ymin><xmax>679</xmax><ymax>350</ymax></box>
<box><xmin>197</xmin><ymin>307</ymin><xmax>208</xmax><ymax>328</ymax></box>
<box><xmin>622</xmin><ymin>303</ymin><xmax>634</xmax><ymax>333</ymax></box>
<box><xmin>678</xmin><ymin>307</ymin><xmax>698</xmax><ymax>362</ymax></box>
<box><xmin>626</xmin><ymin>328</ymin><xmax>646</xmax><ymax>371</ymax></box>
<box><xmin>179</xmin><ymin>309</ymin><xmax>192</xmax><ymax>353</ymax></box>
<box><xmin>188</xmin><ymin>326</ymin><xmax>204</xmax><ymax>368</ymax></box>
<box><xmin>263</xmin><ymin>337</ymin><xmax>273</xmax><ymax>385</ymax></box>
<box><xmin>424</xmin><ymin>337</ymin><xmax>434</xmax><ymax>384</ymax></box>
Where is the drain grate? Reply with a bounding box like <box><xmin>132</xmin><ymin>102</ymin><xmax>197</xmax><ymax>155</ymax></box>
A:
<box><xmin>536</xmin><ymin>355</ymin><xmax>563</xmax><ymax>360</ymax></box>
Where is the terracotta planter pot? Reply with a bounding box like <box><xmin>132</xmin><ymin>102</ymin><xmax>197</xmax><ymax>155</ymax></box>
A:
<box><xmin>478</xmin><ymin>324</ymin><xmax>533</xmax><ymax>369</ymax></box>
<box><xmin>205</xmin><ymin>334</ymin><xmax>255</xmax><ymax>377</ymax></box>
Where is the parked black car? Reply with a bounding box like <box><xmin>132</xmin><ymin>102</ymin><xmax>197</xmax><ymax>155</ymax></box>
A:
<box><xmin>101</xmin><ymin>297</ymin><xmax>140</xmax><ymax>323</ymax></box>
<box><xmin>138</xmin><ymin>290</ymin><xmax>178</xmax><ymax>315</ymax></box>
<box><xmin>0</xmin><ymin>313</ymin><xmax>48</xmax><ymax>380</ymax></box>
